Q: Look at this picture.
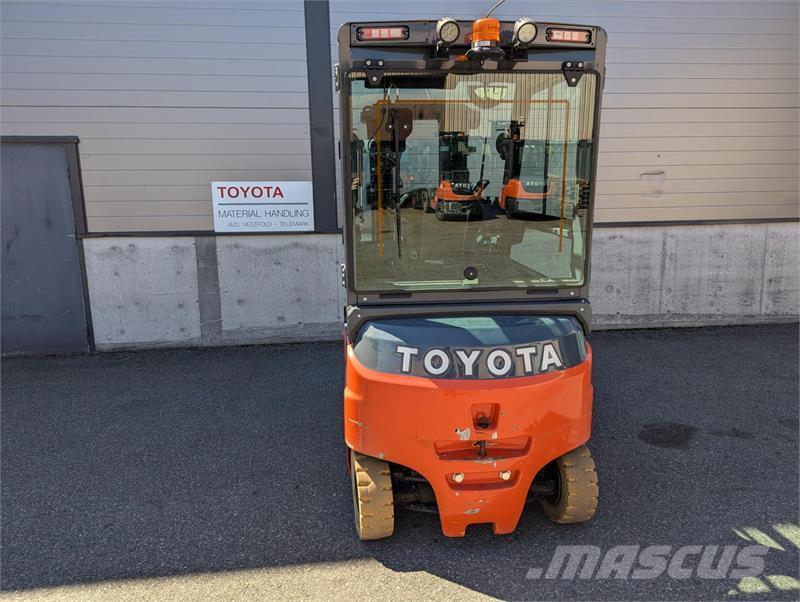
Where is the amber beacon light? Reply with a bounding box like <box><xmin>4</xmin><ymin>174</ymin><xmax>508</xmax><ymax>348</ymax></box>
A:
<box><xmin>472</xmin><ymin>17</ymin><xmax>500</xmax><ymax>45</ymax></box>
<box><xmin>471</xmin><ymin>17</ymin><xmax>500</xmax><ymax>47</ymax></box>
<box><xmin>467</xmin><ymin>16</ymin><xmax>503</xmax><ymax>59</ymax></box>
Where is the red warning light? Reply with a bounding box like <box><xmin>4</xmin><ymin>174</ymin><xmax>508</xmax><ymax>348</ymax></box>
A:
<box><xmin>547</xmin><ymin>28</ymin><xmax>591</xmax><ymax>44</ymax></box>
<box><xmin>357</xmin><ymin>26</ymin><xmax>409</xmax><ymax>41</ymax></box>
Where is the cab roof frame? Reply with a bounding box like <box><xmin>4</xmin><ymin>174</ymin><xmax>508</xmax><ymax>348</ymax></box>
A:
<box><xmin>335</xmin><ymin>20</ymin><xmax>607</xmax><ymax>335</ymax></box>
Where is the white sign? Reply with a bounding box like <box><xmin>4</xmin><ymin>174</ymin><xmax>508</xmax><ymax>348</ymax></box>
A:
<box><xmin>212</xmin><ymin>181</ymin><xmax>314</xmax><ymax>233</ymax></box>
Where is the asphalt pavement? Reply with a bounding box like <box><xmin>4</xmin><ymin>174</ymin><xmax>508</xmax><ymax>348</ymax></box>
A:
<box><xmin>1</xmin><ymin>324</ymin><xmax>798</xmax><ymax>601</ymax></box>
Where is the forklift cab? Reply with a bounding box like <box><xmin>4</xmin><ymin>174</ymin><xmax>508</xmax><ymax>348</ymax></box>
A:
<box><xmin>337</xmin><ymin>15</ymin><xmax>606</xmax><ymax>539</ymax></box>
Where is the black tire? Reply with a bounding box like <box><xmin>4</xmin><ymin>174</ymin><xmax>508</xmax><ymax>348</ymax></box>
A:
<box><xmin>539</xmin><ymin>445</ymin><xmax>599</xmax><ymax>524</ymax></box>
<box><xmin>351</xmin><ymin>453</ymin><xmax>394</xmax><ymax>540</ymax></box>
<box><xmin>435</xmin><ymin>204</ymin><xmax>446</xmax><ymax>221</ymax></box>
<box><xmin>423</xmin><ymin>194</ymin><xmax>433</xmax><ymax>213</ymax></box>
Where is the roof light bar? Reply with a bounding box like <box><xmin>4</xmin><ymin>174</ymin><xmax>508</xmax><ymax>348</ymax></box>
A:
<box><xmin>356</xmin><ymin>26</ymin><xmax>409</xmax><ymax>41</ymax></box>
<box><xmin>547</xmin><ymin>28</ymin><xmax>591</xmax><ymax>44</ymax></box>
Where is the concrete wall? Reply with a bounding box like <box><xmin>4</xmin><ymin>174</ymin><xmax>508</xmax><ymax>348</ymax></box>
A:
<box><xmin>83</xmin><ymin>237</ymin><xmax>201</xmax><ymax>349</ymax></box>
<box><xmin>83</xmin><ymin>223</ymin><xmax>798</xmax><ymax>350</ymax></box>
<box><xmin>590</xmin><ymin>222</ymin><xmax>799</xmax><ymax>328</ymax></box>
<box><xmin>84</xmin><ymin>234</ymin><xmax>344</xmax><ymax>351</ymax></box>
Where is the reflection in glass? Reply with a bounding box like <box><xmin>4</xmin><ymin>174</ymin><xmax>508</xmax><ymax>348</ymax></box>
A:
<box><xmin>348</xmin><ymin>72</ymin><xmax>597</xmax><ymax>292</ymax></box>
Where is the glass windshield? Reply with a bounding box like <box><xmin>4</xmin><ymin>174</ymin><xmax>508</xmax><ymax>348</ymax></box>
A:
<box><xmin>348</xmin><ymin>71</ymin><xmax>597</xmax><ymax>292</ymax></box>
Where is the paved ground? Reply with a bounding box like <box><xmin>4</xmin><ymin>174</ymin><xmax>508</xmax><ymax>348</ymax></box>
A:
<box><xmin>2</xmin><ymin>324</ymin><xmax>798</xmax><ymax>601</ymax></box>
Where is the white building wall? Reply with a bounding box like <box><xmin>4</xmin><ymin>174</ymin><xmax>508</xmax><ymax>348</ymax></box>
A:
<box><xmin>1</xmin><ymin>1</ymin><xmax>797</xmax><ymax>350</ymax></box>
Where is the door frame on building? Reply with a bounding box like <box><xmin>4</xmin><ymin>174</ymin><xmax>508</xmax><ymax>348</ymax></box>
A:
<box><xmin>1</xmin><ymin>135</ymin><xmax>95</xmax><ymax>353</ymax></box>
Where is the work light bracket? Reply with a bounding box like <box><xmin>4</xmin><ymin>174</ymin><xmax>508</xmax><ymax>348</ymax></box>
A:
<box><xmin>433</xmin><ymin>41</ymin><xmax>452</xmax><ymax>59</ymax></box>
<box><xmin>509</xmin><ymin>47</ymin><xmax>529</xmax><ymax>61</ymax></box>
<box><xmin>562</xmin><ymin>61</ymin><xmax>586</xmax><ymax>87</ymax></box>
<box><xmin>361</xmin><ymin>59</ymin><xmax>386</xmax><ymax>88</ymax></box>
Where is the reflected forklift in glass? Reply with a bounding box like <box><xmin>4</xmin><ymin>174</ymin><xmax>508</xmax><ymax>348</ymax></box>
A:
<box><xmin>337</xmin><ymin>10</ymin><xmax>606</xmax><ymax>539</ymax></box>
<box><xmin>429</xmin><ymin>131</ymin><xmax>490</xmax><ymax>221</ymax></box>
<box><xmin>497</xmin><ymin>119</ymin><xmax>595</xmax><ymax>221</ymax></box>
<box><xmin>496</xmin><ymin>119</ymin><xmax>553</xmax><ymax>218</ymax></box>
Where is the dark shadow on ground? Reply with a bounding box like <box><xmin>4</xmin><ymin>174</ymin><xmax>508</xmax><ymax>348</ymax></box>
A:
<box><xmin>2</xmin><ymin>324</ymin><xmax>798</xmax><ymax>600</ymax></box>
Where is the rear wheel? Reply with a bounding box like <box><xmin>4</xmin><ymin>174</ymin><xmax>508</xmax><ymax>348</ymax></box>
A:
<box><xmin>539</xmin><ymin>445</ymin><xmax>598</xmax><ymax>524</ymax></box>
<box><xmin>351</xmin><ymin>452</ymin><xmax>394</xmax><ymax>540</ymax></box>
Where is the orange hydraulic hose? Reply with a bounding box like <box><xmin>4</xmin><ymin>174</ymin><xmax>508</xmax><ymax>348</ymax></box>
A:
<box><xmin>559</xmin><ymin>102</ymin><xmax>570</xmax><ymax>253</ymax></box>
<box><xmin>375</xmin><ymin>101</ymin><xmax>383</xmax><ymax>256</ymax></box>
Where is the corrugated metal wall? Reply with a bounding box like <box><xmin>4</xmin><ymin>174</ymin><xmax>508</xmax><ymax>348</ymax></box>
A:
<box><xmin>330</xmin><ymin>0</ymin><xmax>800</xmax><ymax>223</ymax></box>
<box><xmin>1</xmin><ymin>1</ymin><xmax>798</xmax><ymax>231</ymax></box>
<box><xmin>0</xmin><ymin>0</ymin><xmax>311</xmax><ymax>232</ymax></box>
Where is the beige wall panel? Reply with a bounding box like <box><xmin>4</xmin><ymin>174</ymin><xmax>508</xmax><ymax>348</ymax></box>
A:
<box><xmin>2</xmin><ymin>0</ymin><xmax>797</xmax><ymax>228</ymax></box>
<box><xmin>1</xmin><ymin>0</ymin><xmax>312</xmax><ymax>232</ymax></box>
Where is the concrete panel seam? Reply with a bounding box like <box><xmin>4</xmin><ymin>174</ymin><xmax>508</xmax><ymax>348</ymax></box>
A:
<box><xmin>195</xmin><ymin>235</ymin><xmax>223</xmax><ymax>345</ymax></box>
<box><xmin>657</xmin><ymin>228</ymin><xmax>667</xmax><ymax>316</ymax></box>
<box><xmin>757</xmin><ymin>223</ymin><xmax>769</xmax><ymax>317</ymax></box>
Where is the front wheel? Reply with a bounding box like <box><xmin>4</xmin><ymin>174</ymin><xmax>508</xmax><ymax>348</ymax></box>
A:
<box><xmin>539</xmin><ymin>445</ymin><xmax>598</xmax><ymax>524</ymax></box>
<box><xmin>435</xmin><ymin>204</ymin><xmax>446</xmax><ymax>221</ymax></box>
<box><xmin>419</xmin><ymin>191</ymin><xmax>429</xmax><ymax>211</ymax></box>
<box><xmin>504</xmin><ymin>200</ymin><xmax>516</xmax><ymax>219</ymax></box>
<box><xmin>351</xmin><ymin>452</ymin><xmax>394</xmax><ymax>540</ymax></box>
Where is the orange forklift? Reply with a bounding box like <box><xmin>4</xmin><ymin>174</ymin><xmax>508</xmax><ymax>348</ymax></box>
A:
<box><xmin>430</xmin><ymin>131</ymin><xmax>489</xmax><ymax>221</ymax></box>
<box><xmin>496</xmin><ymin>120</ymin><xmax>553</xmax><ymax>218</ymax></box>
<box><xmin>336</xmin><ymin>7</ymin><xmax>606</xmax><ymax>538</ymax></box>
